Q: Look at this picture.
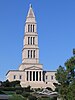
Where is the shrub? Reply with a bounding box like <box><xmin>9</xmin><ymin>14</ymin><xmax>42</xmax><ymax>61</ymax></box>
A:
<box><xmin>16</xmin><ymin>90</ymin><xmax>22</xmax><ymax>94</ymax></box>
<box><xmin>10</xmin><ymin>80</ymin><xmax>21</xmax><ymax>87</ymax></box>
<box><xmin>2</xmin><ymin>80</ymin><xmax>10</xmax><ymax>87</ymax></box>
<box><xmin>34</xmin><ymin>88</ymin><xmax>41</xmax><ymax>92</ymax></box>
<box><xmin>55</xmin><ymin>87</ymin><xmax>58</xmax><ymax>92</ymax></box>
<box><xmin>51</xmin><ymin>97</ymin><xmax>57</xmax><ymax>100</ymax></box>
<box><xmin>0</xmin><ymin>87</ymin><xmax>16</xmax><ymax>91</ymax></box>
<box><xmin>25</xmin><ymin>85</ymin><xmax>31</xmax><ymax>92</ymax></box>
<box><xmin>1</xmin><ymin>80</ymin><xmax>21</xmax><ymax>88</ymax></box>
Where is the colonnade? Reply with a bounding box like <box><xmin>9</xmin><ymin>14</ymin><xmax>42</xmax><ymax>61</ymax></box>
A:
<box><xmin>26</xmin><ymin>71</ymin><xmax>43</xmax><ymax>81</ymax></box>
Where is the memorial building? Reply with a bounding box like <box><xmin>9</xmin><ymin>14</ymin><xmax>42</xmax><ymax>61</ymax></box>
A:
<box><xmin>6</xmin><ymin>5</ymin><xmax>57</xmax><ymax>90</ymax></box>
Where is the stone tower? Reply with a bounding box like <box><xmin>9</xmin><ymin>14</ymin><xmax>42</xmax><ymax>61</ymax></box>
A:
<box><xmin>22</xmin><ymin>4</ymin><xmax>39</xmax><ymax>65</ymax></box>
<box><xmin>18</xmin><ymin>4</ymin><xmax>43</xmax><ymax>87</ymax></box>
<box><xmin>19</xmin><ymin>4</ymin><xmax>42</xmax><ymax>71</ymax></box>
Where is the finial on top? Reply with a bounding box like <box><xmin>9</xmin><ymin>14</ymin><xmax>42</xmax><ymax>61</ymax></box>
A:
<box><xmin>30</xmin><ymin>4</ymin><xmax>32</xmax><ymax>8</ymax></box>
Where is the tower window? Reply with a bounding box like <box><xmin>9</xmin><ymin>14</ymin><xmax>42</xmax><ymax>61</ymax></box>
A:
<box><xmin>28</xmin><ymin>25</ymin><xmax>33</xmax><ymax>32</ymax></box>
<box><xmin>31</xmin><ymin>25</ymin><xmax>32</xmax><ymax>32</ymax></box>
<box><xmin>33</xmin><ymin>25</ymin><xmax>34</xmax><ymax>32</ymax></box>
<box><xmin>31</xmin><ymin>50</ymin><xmax>32</xmax><ymax>58</ymax></box>
<box><xmin>31</xmin><ymin>37</ymin><xmax>32</xmax><ymax>44</ymax></box>
<box><xmin>33</xmin><ymin>50</ymin><xmax>35</xmax><ymax>58</ymax></box>
<box><xmin>28</xmin><ymin>37</ymin><xmax>33</xmax><ymax>45</ymax></box>
<box><xmin>28</xmin><ymin>50</ymin><xmax>36</xmax><ymax>58</ymax></box>
<box><xmin>28</xmin><ymin>37</ymin><xmax>30</xmax><ymax>44</ymax></box>
<box><xmin>33</xmin><ymin>37</ymin><xmax>35</xmax><ymax>45</ymax></box>
<box><xmin>28</xmin><ymin>50</ymin><xmax>30</xmax><ymax>58</ymax></box>
<box><xmin>28</xmin><ymin>25</ymin><xmax>30</xmax><ymax>32</ymax></box>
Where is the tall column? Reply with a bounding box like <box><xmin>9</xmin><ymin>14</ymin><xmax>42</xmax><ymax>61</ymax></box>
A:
<box><xmin>27</xmin><ymin>71</ymin><xmax>28</xmax><ymax>81</ymax></box>
<box><xmin>39</xmin><ymin>71</ymin><xmax>41</xmax><ymax>81</ymax></box>
<box><xmin>30</xmin><ymin>71</ymin><xmax>32</xmax><ymax>81</ymax></box>
<box><xmin>41</xmin><ymin>71</ymin><xmax>43</xmax><ymax>81</ymax></box>
<box><xmin>28</xmin><ymin>71</ymin><xmax>30</xmax><ymax>81</ymax></box>
<box><xmin>38</xmin><ymin>71</ymin><xmax>39</xmax><ymax>81</ymax></box>
<box><xmin>32</xmin><ymin>71</ymin><xmax>33</xmax><ymax>81</ymax></box>
<box><xmin>35</xmin><ymin>71</ymin><xmax>36</xmax><ymax>81</ymax></box>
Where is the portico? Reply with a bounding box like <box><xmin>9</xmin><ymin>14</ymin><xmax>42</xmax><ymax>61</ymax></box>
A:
<box><xmin>26</xmin><ymin>70</ymin><xmax>43</xmax><ymax>82</ymax></box>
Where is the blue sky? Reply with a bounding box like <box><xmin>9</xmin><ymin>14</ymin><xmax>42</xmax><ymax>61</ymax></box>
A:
<box><xmin>0</xmin><ymin>0</ymin><xmax>75</xmax><ymax>81</ymax></box>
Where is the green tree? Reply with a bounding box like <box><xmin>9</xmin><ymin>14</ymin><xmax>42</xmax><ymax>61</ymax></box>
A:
<box><xmin>1</xmin><ymin>80</ymin><xmax>21</xmax><ymax>87</ymax></box>
<box><xmin>10</xmin><ymin>80</ymin><xmax>21</xmax><ymax>87</ymax></box>
<box><xmin>55</xmin><ymin>56</ymin><xmax>75</xmax><ymax>100</ymax></box>
<box><xmin>2</xmin><ymin>80</ymin><xmax>10</xmax><ymax>87</ymax></box>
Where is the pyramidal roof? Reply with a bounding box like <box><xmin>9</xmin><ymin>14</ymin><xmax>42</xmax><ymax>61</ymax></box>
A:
<box><xmin>27</xmin><ymin>4</ymin><xmax>35</xmax><ymax>18</ymax></box>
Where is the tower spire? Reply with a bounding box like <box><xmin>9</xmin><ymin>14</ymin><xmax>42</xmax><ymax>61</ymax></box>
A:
<box><xmin>25</xmin><ymin>4</ymin><xmax>36</xmax><ymax>25</ymax></box>
<box><xmin>26</xmin><ymin>4</ymin><xmax>35</xmax><ymax>18</ymax></box>
<box><xmin>30</xmin><ymin>4</ymin><xmax>32</xmax><ymax>8</ymax></box>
